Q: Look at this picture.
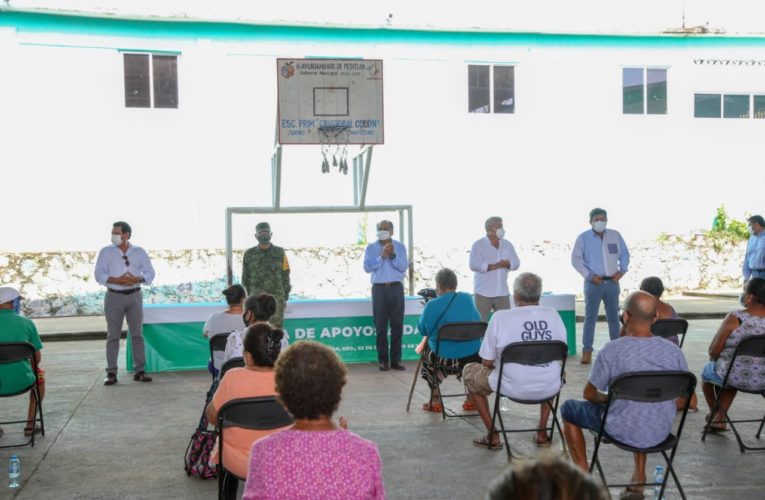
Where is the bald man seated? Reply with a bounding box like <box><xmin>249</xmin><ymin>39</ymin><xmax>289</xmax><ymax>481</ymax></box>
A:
<box><xmin>560</xmin><ymin>291</ymin><xmax>689</xmax><ymax>500</ymax></box>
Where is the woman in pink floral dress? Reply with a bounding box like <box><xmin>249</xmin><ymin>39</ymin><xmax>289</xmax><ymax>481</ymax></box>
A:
<box><xmin>243</xmin><ymin>341</ymin><xmax>385</xmax><ymax>500</ymax></box>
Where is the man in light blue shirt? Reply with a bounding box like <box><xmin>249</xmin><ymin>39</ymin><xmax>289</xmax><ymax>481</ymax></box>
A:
<box><xmin>364</xmin><ymin>220</ymin><xmax>409</xmax><ymax>371</ymax></box>
<box><xmin>743</xmin><ymin>215</ymin><xmax>765</xmax><ymax>281</ymax></box>
<box><xmin>571</xmin><ymin>208</ymin><xmax>630</xmax><ymax>364</ymax></box>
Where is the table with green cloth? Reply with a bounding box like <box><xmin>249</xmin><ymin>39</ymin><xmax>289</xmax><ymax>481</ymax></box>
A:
<box><xmin>126</xmin><ymin>294</ymin><xmax>576</xmax><ymax>372</ymax></box>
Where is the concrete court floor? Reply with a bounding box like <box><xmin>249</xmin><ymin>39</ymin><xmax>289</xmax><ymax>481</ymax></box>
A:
<box><xmin>1</xmin><ymin>319</ymin><xmax>764</xmax><ymax>500</ymax></box>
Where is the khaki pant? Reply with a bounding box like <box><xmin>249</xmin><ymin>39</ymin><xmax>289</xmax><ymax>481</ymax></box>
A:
<box><xmin>474</xmin><ymin>294</ymin><xmax>511</xmax><ymax>322</ymax></box>
<box><xmin>462</xmin><ymin>362</ymin><xmax>494</xmax><ymax>396</ymax></box>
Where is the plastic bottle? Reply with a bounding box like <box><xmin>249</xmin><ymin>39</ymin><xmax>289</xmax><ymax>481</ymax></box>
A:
<box><xmin>653</xmin><ymin>465</ymin><xmax>665</xmax><ymax>499</ymax></box>
<box><xmin>8</xmin><ymin>455</ymin><xmax>20</xmax><ymax>489</ymax></box>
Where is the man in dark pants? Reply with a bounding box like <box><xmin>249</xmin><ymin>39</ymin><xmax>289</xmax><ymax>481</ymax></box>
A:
<box><xmin>363</xmin><ymin>220</ymin><xmax>409</xmax><ymax>371</ymax></box>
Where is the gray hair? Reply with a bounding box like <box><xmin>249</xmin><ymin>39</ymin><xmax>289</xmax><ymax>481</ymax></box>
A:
<box><xmin>435</xmin><ymin>268</ymin><xmax>458</xmax><ymax>291</ymax></box>
<box><xmin>485</xmin><ymin>216</ymin><xmax>503</xmax><ymax>232</ymax></box>
<box><xmin>377</xmin><ymin>220</ymin><xmax>394</xmax><ymax>231</ymax></box>
<box><xmin>513</xmin><ymin>273</ymin><xmax>543</xmax><ymax>303</ymax></box>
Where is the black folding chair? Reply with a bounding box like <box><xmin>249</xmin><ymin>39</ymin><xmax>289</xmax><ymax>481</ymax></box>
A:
<box><xmin>701</xmin><ymin>336</ymin><xmax>765</xmax><ymax>452</ymax></box>
<box><xmin>589</xmin><ymin>371</ymin><xmax>696</xmax><ymax>500</ymax></box>
<box><xmin>489</xmin><ymin>340</ymin><xmax>568</xmax><ymax>460</ymax></box>
<box><xmin>219</xmin><ymin>357</ymin><xmax>244</xmax><ymax>380</ymax></box>
<box><xmin>209</xmin><ymin>333</ymin><xmax>231</xmax><ymax>382</ymax></box>
<box><xmin>432</xmin><ymin>321</ymin><xmax>487</xmax><ymax>420</ymax></box>
<box><xmin>651</xmin><ymin>319</ymin><xmax>690</xmax><ymax>348</ymax></box>
<box><xmin>216</xmin><ymin>396</ymin><xmax>293</xmax><ymax>500</ymax></box>
<box><xmin>0</xmin><ymin>342</ymin><xmax>45</xmax><ymax>449</ymax></box>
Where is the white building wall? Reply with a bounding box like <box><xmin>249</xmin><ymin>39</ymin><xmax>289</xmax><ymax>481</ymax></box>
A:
<box><xmin>2</xmin><ymin>25</ymin><xmax>764</xmax><ymax>255</ymax></box>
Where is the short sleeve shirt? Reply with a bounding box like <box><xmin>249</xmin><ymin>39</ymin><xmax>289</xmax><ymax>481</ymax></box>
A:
<box><xmin>418</xmin><ymin>292</ymin><xmax>482</xmax><ymax>359</ymax></box>
<box><xmin>589</xmin><ymin>336</ymin><xmax>688</xmax><ymax>448</ymax></box>
<box><xmin>0</xmin><ymin>310</ymin><xmax>43</xmax><ymax>395</ymax></box>
<box><xmin>210</xmin><ymin>368</ymin><xmax>285</xmax><ymax>479</ymax></box>
<box><xmin>478</xmin><ymin>305</ymin><xmax>567</xmax><ymax>400</ymax></box>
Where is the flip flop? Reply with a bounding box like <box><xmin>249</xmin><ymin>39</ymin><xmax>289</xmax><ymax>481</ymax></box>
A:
<box><xmin>473</xmin><ymin>435</ymin><xmax>503</xmax><ymax>451</ymax></box>
<box><xmin>618</xmin><ymin>488</ymin><xmax>645</xmax><ymax>500</ymax></box>
<box><xmin>532</xmin><ymin>435</ymin><xmax>552</xmax><ymax>447</ymax></box>
<box><xmin>705</xmin><ymin>412</ymin><xmax>729</xmax><ymax>432</ymax></box>
<box><xmin>422</xmin><ymin>402</ymin><xmax>443</xmax><ymax>413</ymax></box>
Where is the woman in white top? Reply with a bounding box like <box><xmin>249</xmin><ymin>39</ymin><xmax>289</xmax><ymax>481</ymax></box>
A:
<box><xmin>223</xmin><ymin>293</ymin><xmax>289</xmax><ymax>365</ymax></box>
<box><xmin>203</xmin><ymin>284</ymin><xmax>247</xmax><ymax>375</ymax></box>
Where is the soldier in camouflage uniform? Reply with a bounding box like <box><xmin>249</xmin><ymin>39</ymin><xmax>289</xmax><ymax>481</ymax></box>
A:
<box><xmin>241</xmin><ymin>222</ymin><xmax>291</xmax><ymax>328</ymax></box>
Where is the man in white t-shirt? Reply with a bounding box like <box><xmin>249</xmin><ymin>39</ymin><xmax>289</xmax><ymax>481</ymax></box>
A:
<box><xmin>469</xmin><ymin>216</ymin><xmax>521</xmax><ymax>322</ymax></box>
<box><xmin>463</xmin><ymin>272</ymin><xmax>567</xmax><ymax>450</ymax></box>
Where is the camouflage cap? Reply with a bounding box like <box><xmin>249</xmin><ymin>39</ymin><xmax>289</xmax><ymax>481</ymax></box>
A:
<box><xmin>255</xmin><ymin>222</ymin><xmax>271</xmax><ymax>233</ymax></box>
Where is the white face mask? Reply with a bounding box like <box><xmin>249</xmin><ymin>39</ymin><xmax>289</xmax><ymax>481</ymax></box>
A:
<box><xmin>591</xmin><ymin>221</ymin><xmax>607</xmax><ymax>233</ymax></box>
<box><xmin>377</xmin><ymin>230</ymin><xmax>391</xmax><ymax>241</ymax></box>
<box><xmin>495</xmin><ymin>228</ymin><xmax>506</xmax><ymax>239</ymax></box>
<box><xmin>748</xmin><ymin>226</ymin><xmax>755</xmax><ymax>236</ymax></box>
<box><xmin>111</xmin><ymin>234</ymin><xmax>123</xmax><ymax>246</ymax></box>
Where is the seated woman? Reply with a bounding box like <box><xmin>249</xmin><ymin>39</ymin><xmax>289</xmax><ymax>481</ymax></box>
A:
<box><xmin>701</xmin><ymin>277</ymin><xmax>765</xmax><ymax>431</ymax></box>
<box><xmin>243</xmin><ymin>341</ymin><xmax>385</xmax><ymax>500</ymax></box>
<box><xmin>202</xmin><ymin>284</ymin><xmax>246</xmax><ymax>376</ymax></box>
<box><xmin>205</xmin><ymin>323</ymin><xmax>287</xmax><ymax>499</ymax></box>
<box><xmin>637</xmin><ymin>276</ymin><xmax>697</xmax><ymax>410</ymax></box>
<box><xmin>223</xmin><ymin>293</ymin><xmax>288</xmax><ymax>365</ymax></box>
<box><xmin>415</xmin><ymin>268</ymin><xmax>482</xmax><ymax>412</ymax></box>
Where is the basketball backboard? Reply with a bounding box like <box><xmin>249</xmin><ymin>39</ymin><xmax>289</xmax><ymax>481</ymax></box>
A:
<box><xmin>277</xmin><ymin>58</ymin><xmax>384</xmax><ymax>145</ymax></box>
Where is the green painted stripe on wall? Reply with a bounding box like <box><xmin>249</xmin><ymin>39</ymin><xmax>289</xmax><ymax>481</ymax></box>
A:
<box><xmin>3</xmin><ymin>11</ymin><xmax>765</xmax><ymax>48</ymax></box>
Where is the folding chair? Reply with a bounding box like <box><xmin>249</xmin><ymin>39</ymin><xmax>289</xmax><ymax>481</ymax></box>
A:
<box><xmin>432</xmin><ymin>321</ymin><xmax>487</xmax><ymax>419</ymax></box>
<box><xmin>209</xmin><ymin>333</ymin><xmax>230</xmax><ymax>382</ymax></box>
<box><xmin>489</xmin><ymin>340</ymin><xmax>568</xmax><ymax>460</ymax></box>
<box><xmin>405</xmin><ymin>321</ymin><xmax>487</xmax><ymax>415</ymax></box>
<box><xmin>216</xmin><ymin>396</ymin><xmax>293</xmax><ymax>500</ymax></box>
<box><xmin>701</xmin><ymin>336</ymin><xmax>765</xmax><ymax>452</ymax></box>
<box><xmin>651</xmin><ymin>319</ymin><xmax>689</xmax><ymax>348</ymax></box>
<box><xmin>589</xmin><ymin>371</ymin><xmax>696</xmax><ymax>500</ymax></box>
<box><xmin>0</xmin><ymin>342</ymin><xmax>45</xmax><ymax>449</ymax></box>
<box><xmin>219</xmin><ymin>357</ymin><xmax>244</xmax><ymax>380</ymax></box>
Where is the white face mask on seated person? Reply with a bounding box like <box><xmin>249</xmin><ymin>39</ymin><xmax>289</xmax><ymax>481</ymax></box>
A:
<box><xmin>377</xmin><ymin>230</ymin><xmax>391</xmax><ymax>241</ymax></box>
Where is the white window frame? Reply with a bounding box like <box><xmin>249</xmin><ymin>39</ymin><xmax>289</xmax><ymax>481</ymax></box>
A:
<box><xmin>467</xmin><ymin>63</ymin><xmax>516</xmax><ymax>114</ymax></box>
<box><xmin>693</xmin><ymin>93</ymin><xmax>765</xmax><ymax>119</ymax></box>
<box><xmin>122</xmin><ymin>51</ymin><xmax>180</xmax><ymax>109</ymax></box>
<box><xmin>621</xmin><ymin>66</ymin><xmax>669</xmax><ymax>115</ymax></box>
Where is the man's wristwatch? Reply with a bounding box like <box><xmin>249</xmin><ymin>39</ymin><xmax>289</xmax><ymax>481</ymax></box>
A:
<box><xmin>390</xmin><ymin>253</ymin><xmax>397</xmax><ymax>260</ymax></box>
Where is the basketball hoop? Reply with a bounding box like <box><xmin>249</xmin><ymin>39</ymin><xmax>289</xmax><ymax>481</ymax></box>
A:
<box><xmin>318</xmin><ymin>125</ymin><xmax>351</xmax><ymax>175</ymax></box>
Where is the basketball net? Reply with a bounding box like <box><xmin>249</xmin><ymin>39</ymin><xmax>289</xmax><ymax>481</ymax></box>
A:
<box><xmin>318</xmin><ymin>126</ymin><xmax>351</xmax><ymax>174</ymax></box>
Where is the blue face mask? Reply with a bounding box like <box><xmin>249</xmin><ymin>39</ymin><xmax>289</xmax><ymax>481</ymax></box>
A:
<box><xmin>12</xmin><ymin>297</ymin><xmax>21</xmax><ymax>314</ymax></box>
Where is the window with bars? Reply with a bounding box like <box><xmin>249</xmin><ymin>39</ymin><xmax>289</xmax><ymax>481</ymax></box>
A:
<box><xmin>468</xmin><ymin>65</ymin><xmax>514</xmax><ymax>114</ymax></box>
<box><xmin>123</xmin><ymin>53</ymin><xmax>179</xmax><ymax>109</ymax></box>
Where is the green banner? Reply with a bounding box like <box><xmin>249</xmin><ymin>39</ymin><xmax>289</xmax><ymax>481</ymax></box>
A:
<box><xmin>127</xmin><ymin>315</ymin><xmax>422</xmax><ymax>372</ymax></box>
<box><xmin>128</xmin><ymin>310</ymin><xmax>576</xmax><ymax>372</ymax></box>
<box><xmin>288</xmin><ymin>315</ymin><xmax>422</xmax><ymax>364</ymax></box>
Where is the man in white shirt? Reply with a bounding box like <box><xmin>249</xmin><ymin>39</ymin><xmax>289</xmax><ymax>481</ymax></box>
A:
<box><xmin>463</xmin><ymin>272</ymin><xmax>567</xmax><ymax>450</ymax></box>
<box><xmin>469</xmin><ymin>216</ymin><xmax>521</xmax><ymax>322</ymax></box>
<box><xmin>94</xmin><ymin>221</ymin><xmax>155</xmax><ymax>386</ymax></box>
